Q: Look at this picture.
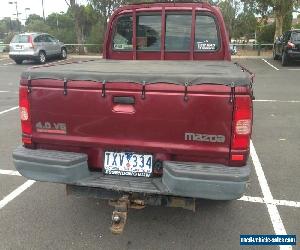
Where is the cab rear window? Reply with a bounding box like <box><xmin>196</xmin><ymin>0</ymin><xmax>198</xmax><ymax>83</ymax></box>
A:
<box><xmin>112</xmin><ymin>12</ymin><xmax>220</xmax><ymax>52</ymax></box>
<box><xmin>113</xmin><ymin>15</ymin><xmax>133</xmax><ymax>50</ymax></box>
<box><xmin>195</xmin><ymin>15</ymin><xmax>219</xmax><ymax>51</ymax></box>
<box><xmin>165</xmin><ymin>14</ymin><xmax>192</xmax><ymax>51</ymax></box>
<box><xmin>137</xmin><ymin>15</ymin><xmax>161</xmax><ymax>51</ymax></box>
<box><xmin>11</xmin><ymin>35</ymin><xmax>30</xmax><ymax>43</ymax></box>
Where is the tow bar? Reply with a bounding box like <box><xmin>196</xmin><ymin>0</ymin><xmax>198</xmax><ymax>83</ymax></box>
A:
<box><xmin>109</xmin><ymin>195</ymin><xmax>145</xmax><ymax>234</ymax></box>
<box><xmin>66</xmin><ymin>185</ymin><xmax>196</xmax><ymax>235</ymax></box>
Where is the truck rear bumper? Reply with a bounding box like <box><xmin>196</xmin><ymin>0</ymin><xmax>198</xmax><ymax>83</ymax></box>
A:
<box><xmin>13</xmin><ymin>146</ymin><xmax>250</xmax><ymax>200</ymax></box>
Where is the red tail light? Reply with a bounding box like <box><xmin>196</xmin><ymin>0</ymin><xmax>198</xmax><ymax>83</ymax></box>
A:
<box><xmin>19</xmin><ymin>87</ymin><xmax>32</xmax><ymax>145</ymax></box>
<box><xmin>28</xmin><ymin>35</ymin><xmax>34</xmax><ymax>49</ymax></box>
<box><xmin>287</xmin><ymin>41</ymin><xmax>295</xmax><ymax>49</ymax></box>
<box><xmin>232</xmin><ymin>96</ymin><xmax>252</xmax><ymax>150</ymax></box>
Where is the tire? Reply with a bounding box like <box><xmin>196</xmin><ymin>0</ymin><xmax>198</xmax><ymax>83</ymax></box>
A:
<box><xmin>38</xmin><ymin>51</ymin><xmax>46</xmax><ymax>64</ymax></box>
<box><xmin>281</xmin><ymin>51</ymin><xmax>289</xmax><ymax>66</ymax></box>
<box><xmin>273</xmin><ymin>49</ymin><xmax>279</xmax><ymax>60</ymax></box>
<box><xmin>14</xmin><ymin>59</ymin><xmax>23</xmax><ymax>65</ymax></box>
<box><xmin>60</xmin><ymin>48</ymin><xmax>67</xmax><ymax>59</ymax></box>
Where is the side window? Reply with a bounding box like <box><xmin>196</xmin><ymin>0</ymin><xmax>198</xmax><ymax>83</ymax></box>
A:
<box><xmin>195</xmin><ymin>15</ymin><xmax>220</xmax><ymax>52</ymax></box>
<box><xmin>113</xmin><ymin>15</ymin><xmax>133</xmax><ymax>51</ymax></box>
<box><xmin>44</xmin><ymin>35</ymin><xmax>53</xmax><ymax>43</ymax></box>
<box><xmin>137</xmin><ymin>15</ymin><xmax>161</xmax><ymax>51</ymax></box>
<box><xmin>49</xmin><ymin>36</ymin><xmax>57</xmax><ymax>42</ymax></box>
<box><xmin>34</xmin><ymin>36</ymin><xmax>41</xmax><ymax>43</ymax></box>
<box><xmin>165</xmin><ymin>14</ymin><xmax>192</xmax><ymax>51</ymax></box>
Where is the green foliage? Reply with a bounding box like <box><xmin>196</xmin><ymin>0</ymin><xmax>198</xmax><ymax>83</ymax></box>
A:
<box><xmin>3</xmin><ymin>32</ymin><xmax>15</xmax><ymax>44</ymax></box>
<box><xmin>283</xmin><ymin>12</ymin><xmax>293</xmax><ymax>32</ymax></box>
<box><xmin>85</xmin><ymin>22</ymin><xmax>104</xmax><ymax>53</ymax></box>
<box><xmin>234</xmin><ymin>11</ymin><xmax>257</xmax><ymax>40</ymax></box>
<box><xmin>21</xmin><ymin>4</ymin><xmax>101</xmax><ymax>50</ymax></box>
<box><xmin>25</xmin><ymin>14</ymin><xmax>44</xmax><ymax>26</ymax></box>
<box><xmin>257</xmin><ymin>23</ymin><xmax>275</xmax><ymax>43</ymax></box>
<box><xmin>25</xmin><ymin>20</ymin><xmax>51</xmax><ymax>33</ymax></box>
<box><xmin>45</xmin><ymin>12</ymin><xmax>76</xmax><ymax>43</ymax></box>
<box><xmin>218</xmin><ymin>0</ymin><xmax>240</xmax><ymax>38</ymax></box>
<box><xmin>0</xmin><ymin>18</ymin><xmax>20</xmax><ymax>34</ymax></box>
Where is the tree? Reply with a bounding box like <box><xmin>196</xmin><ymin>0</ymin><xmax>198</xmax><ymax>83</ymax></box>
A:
<box><xmin>218</xmin><ymin>0</ymin><xmax>241</xmax><ymax>40</ymax></box>
<box><xmin>0</xmin><ymin>18</ymin><xmax>20</xmax><ymax>33</ymax></box>
<box><xmin>65</xmin><ymin>0</ymin><xmax>85</xmax><ymax>54</ymax></box>
<box><xmin>89</xmin><ymin>0</ymin><xmax>127</xmax><ymax>32</ymax></box>
<box><xmin>234</xmin><ymin>11</ymin><xmax>257</xmax><ymax>41</ymax></box>
<box><xmin>25</xmin><ymin>14</ymin><xmax>44</xmax><ymax>26</ymax></box>
<box><xmin>25</xmin><ymin>19</ymin><xmax>51</xmax><ymax>33</ymax></box>
<box><xmin>244</xmin><ymin>0</ymin><xmax>298</xmax><ymax>40</ymax></box>
<box><xmin>257</xmin><ymin>22</ymin><xmax>275</xmax><ymax>43</ymax></box>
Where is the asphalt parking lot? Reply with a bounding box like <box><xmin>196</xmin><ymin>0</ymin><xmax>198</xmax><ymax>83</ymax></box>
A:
<box><xmin>0</xmin><ymin>56</ymin><xmax>299</xmax><ymax>250</ymax></box>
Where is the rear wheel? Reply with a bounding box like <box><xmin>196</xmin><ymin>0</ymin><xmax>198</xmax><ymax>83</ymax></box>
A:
<box><xmin>14</xmin><ymin>59</ymin><xmax>23</xmax><ymax>65</ymax></box>
<box><xmin>38</xmin><ymin>51</ymin><xmax>46</xmax><ymax>64</ymax></box>
<box><xmin>60</xmin><ymin>48</ymin><xmax>67</xmax><ymax>59</ymax></box>
<box><xmin>281</xmin><ymin>51</ymin><xmax>289</xmax><ymax>66</ymax></box>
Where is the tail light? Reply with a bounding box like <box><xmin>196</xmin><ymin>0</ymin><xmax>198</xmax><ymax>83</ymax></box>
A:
<box><xmin>28</xmin><ymin>35</ymin><xmax>34</xmax><ymax>49</ymax></box>
<box><xmin>287</xmin><ymin>41</ymin><xmax>295</xmax><ymax>49</ymax></box>
<box><xmin>231</xmin><ymin>96</ymin><xmax>252</xmax><ymax>162</ymax></box>
<box><xmin>19</xmin><ymin>87</ymin><xmax>32</xmax><ymax>145</ymax></box>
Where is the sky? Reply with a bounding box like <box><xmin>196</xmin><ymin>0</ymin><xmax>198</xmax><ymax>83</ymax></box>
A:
<box><xmin>0</xmin><ymin>0</ymin><xmax>87</xmax><ymax>22</ymax></box>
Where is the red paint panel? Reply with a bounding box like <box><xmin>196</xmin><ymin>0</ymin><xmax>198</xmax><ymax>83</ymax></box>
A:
<box><xmin>25</xmin><ymin>81</ymin><xmax>250</xmax><ymax>169</ymax></box>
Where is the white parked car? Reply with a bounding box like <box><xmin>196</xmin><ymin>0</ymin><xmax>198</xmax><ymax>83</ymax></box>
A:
<box><xmin>9</xmin><ymin>32</ymin><xmax>67</xmax><ymax>64</ymax></box>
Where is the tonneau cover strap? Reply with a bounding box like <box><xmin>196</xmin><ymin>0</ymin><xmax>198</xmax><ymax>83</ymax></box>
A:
<box><xmin>102</xmin><ymin>80</ymin><xmax>106</xmax><ymax>97</ymax></box>
<box><xmin>63</xmin><ymin>78</ymin><xmax>68</xmax><ymax>96</ymax></box>
<box><xmin>184</xmin><ymin>82</ymin><xmax>190</xmax><ymax>102</ymax></box>
<box><xmin>229</xmin><ymin>82</ymin><xmax>235</xmax><ymax>103</ymax></box>
<box><xmin>141</xmin><ymin>81</ymin><xmax>146</xmax><ymax>99</ymax></box>
<box><xmin>27</xmin><ymin>76</ymin><xmax>32</xmax><ymax>93</ymax></box>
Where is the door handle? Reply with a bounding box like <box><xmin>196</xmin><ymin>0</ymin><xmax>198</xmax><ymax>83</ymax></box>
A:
<box><xmin>113</xmin><ymin>96</ymin><xmax>135</xmax><ymax>105</ymax></box>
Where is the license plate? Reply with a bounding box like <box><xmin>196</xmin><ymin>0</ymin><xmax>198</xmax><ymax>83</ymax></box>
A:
<box><xmin>104</xmin><ymin>151</ymin><xmax>153</xmax><ymax>177</ymax></box>
<box><xmin>15</xmin><ymin>45</ymin><xmax>23</xmax><ymax>50</ymax></box>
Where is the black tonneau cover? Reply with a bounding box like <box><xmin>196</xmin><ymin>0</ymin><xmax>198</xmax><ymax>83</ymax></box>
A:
<box><xmin>22</xmin><ymin>60</ymin><xmax>252</xmax><ymax>87</ymax></box>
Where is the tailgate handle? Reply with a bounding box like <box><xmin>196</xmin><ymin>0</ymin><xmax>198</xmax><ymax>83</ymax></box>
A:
<box><xmin>113</xmin><ymin>96</ymin><xmax>135</xmax><ymax>105</ymax></box>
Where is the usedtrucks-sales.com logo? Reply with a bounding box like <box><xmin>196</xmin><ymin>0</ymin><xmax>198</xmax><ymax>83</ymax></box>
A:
<box><xmin>185</xmin><ymin>132</ymin><xmax>225</xmax><ymax>143</ymax></box>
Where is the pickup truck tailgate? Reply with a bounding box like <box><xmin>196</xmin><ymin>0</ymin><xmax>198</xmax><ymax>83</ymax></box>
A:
<box><xmin>21</xmin><ymin>60</ymin><xmax>252</xmax><ymax>169</ymax></box>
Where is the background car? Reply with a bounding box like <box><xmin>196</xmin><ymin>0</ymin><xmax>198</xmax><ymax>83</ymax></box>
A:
<box><xmin>273</xmin><ymin>29</ymin><xmax>300</xmax><ymax>66</ymax></box>
<box><xmin>9</xmin><ymin>33</ymin><xmax>67</xmax><ymax>64</ymax></box>
<box><xmin>230</xmin><ymin>44</ymin><xmax>237</xmax><ymax>55</ymax></box>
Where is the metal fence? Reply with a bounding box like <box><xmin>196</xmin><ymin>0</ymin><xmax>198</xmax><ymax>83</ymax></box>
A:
<box><xmin>0</xmin><ymin>43</ymin><xmax>274</xmax><ymax>56</ymax></box>
<box><xmin>230</xmin><ymin>43</ymin><xmax>273</xmax><ymax>56</ymax></box>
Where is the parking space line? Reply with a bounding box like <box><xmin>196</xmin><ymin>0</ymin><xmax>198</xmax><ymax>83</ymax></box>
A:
<box><xmin>0</xmin><ymin>169</ymin><xmax>21</xmax><ymax>176</ymax></box>
<box><xmin>254</xmin><ymin>99</ymin><xmax>300</xmax><ymax>103</ymax></box>
<box><xmin>250</xmin><ymin>140</ymin><xmax>291</xmax><ymax>250</ymax></box>
<box><xmin>287</xmin><ymin>68</ymin><xmax>300</xmax><ymax>71</ymax></box>
<box><xmin>0</xmin><ymin>106</ymin><xmax>18</xmax><ymax>115</ymax></box>
<box><xmin>238</xmin><ymin>195</ymin><xmax>264</xmax><ymax>203</ymax></box>
<box><xmin>273</xmin><ymin>199</ymin><xmax>300</xmax><ymax>208</ymax></box>
<box><xmin>0</xmin><ymin>180</ymin><xmax>35</xmax><ymax>209</ymax></box>
<box><xmin>238</xmin><ymin>195</ymin><xmax>300</xmax><ymax>208</ymax></box>
<box><xmin>0</xmin><ymin>91</ymin><xmax>10</xmax><ymax>93</ymax></box>
<box><xmin>1</xmin><ymin>63</ymin><xmax>14</xmax><ymax>66</ymax></box>
<box><xmin>262</xmin><ymin>59</ymin><xmax>279</xmax><ymax>71</ymax></box>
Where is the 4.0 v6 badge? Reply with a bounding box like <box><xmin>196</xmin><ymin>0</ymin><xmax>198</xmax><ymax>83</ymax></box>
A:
<box><xmin>35</xmin><ymin>122</ymin><xmax>67</xmax><ymax>134</ymax></box>
<box><xmin>185</xmin><ymin>132</ymin><xmax>225</xmax><ymax>143</ymax></box>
